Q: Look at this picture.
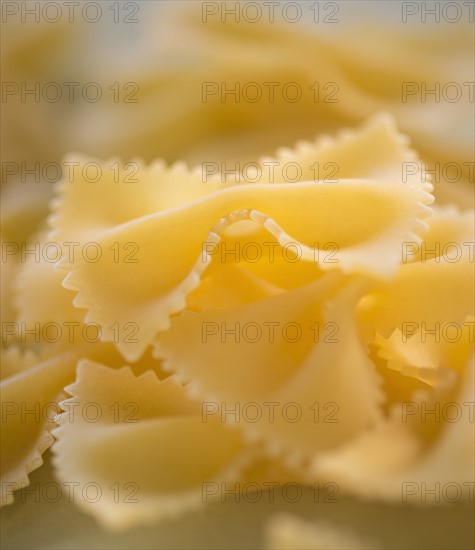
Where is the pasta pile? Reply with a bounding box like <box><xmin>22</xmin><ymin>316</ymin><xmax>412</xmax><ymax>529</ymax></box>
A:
<box><xmin>1</xmin><ymin>113</ymin><xmax>473</xmax><ymax>532</ymax></box>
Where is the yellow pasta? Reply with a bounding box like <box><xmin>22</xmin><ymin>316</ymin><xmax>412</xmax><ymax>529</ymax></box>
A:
<box><xmin>1</xmin><ymin>349</ymin><xmax>82</xmax><ymax>506</ymax></box>
<box><xmin>49</xmin><ymin>114</ymin><xmax>432</xmax><ymax>361</ymax></box>
<box><xmin>52</xmin><ymin>360</ymin><xmax>248</xmax><ymax>529</ymax></box>
<box><xmin>310</xmin><ymin>353</ymin><xmax>474</xmax><ymax>502</ymax></box>
<box><xmin>2</xmin><ymin>113</ymin><xmax>473</xmax><ymax>535</ymax></box>
<box><xmin>156</xmin><ymin>275</ymin><xmax>385</xmax><ymax>461</ymax></box>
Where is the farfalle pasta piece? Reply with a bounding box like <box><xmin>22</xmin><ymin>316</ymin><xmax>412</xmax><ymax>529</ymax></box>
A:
<box><xmin>186</xmin><ymin>262</ymin><xmax>281</xmax><ymax>312</ymax></box>
<box><xmin>13</xmin><ymin>231</ymin><xmax>84</xmax><ymax>330</ymax></box>
<box><xmin>9</xmin><ymin>231</ymin><xmax>167</xmax><ymax>380</ymax></box>
<box><xmin>224</xmin><ymin>113</ymin><xmax>431</xmax><ymax>288</ymax></box>
<box><xmin>0</xmin><ymin>349</ymin><xmax>81</xmax><ymax>506</ymax></box>
<box><xmin>4</xmin><ymin>229</ymin><xmax>93</xmax><ymax>354</ymax></box>
<box><xmin>52</xmin><ymin>360</ymin><xmax>250</xmax><ymax>530</ymax></box>
<box><xmin>357</xmin><ymin>203</ymin><xmax>474</xmax><ymax>342</ymax></box>
<box><xmin>0</xmin><ymin>339</ymin><xmax>159</xmax><ymax>507</ymax></box>
<box><xmin>401</xmin><ymin>205</ymin><xmax>474</xmax><ymax>264</ymax></box>
<box><xmin>49</xmin><ymin>159</ymin><xmax>226</xmax><ymax>240</ymax></box>
<box><xmin>358</xmin><ymin>244</ymin><xmax>474</xmax><ymax>345</ymax></box>
<box><xmin>155</xmin><ymin>275</ymin><xmax>384</xmax><ymax>462</ymax></box>
<box><xmin>254</xmin><ymin>112</ymin><xmax>423</xmax><ymax>185</ymax></box>
<box><xmin>388</xmin><ymin>321</ymin><xmax>474</xmax><ymax>447</ymax></box>
<box><xmin>50</xmin><ymin>115</ymin><xmax>433</xmax><ymax>360</ymax></box>
<box><xmin>375</xmin><ymin>316</ymin><xmax>474</xmax><ymax>388</ymax></box>
<box><xmin>310</xmin><ymin>354</ymin><xmax>474</xmax><ymax>502</ymax></box>
<box><xmin>358</xmin><ymin>205</ymin><xmax>474</xmax><ymax>393</ymax></box>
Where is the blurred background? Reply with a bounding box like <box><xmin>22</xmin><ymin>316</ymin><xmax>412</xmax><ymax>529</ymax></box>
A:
<box><xmin>2</xmin><ymin>0</ymin><xmax>474</xmax><ymax>243</ymax></box>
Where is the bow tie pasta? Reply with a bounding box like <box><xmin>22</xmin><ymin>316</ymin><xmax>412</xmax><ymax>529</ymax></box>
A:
<box><xmin>2</xmin><ymin>112</ymin><xmax>474</xmax><ymax>534</ymax></box>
